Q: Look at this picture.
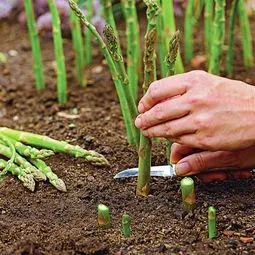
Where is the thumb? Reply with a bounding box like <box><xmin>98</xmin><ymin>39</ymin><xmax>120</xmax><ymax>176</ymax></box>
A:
<box><xmin>175</xmin><ymin>150</ymin><xmax>239</xmax><ymax>176</ymax></box>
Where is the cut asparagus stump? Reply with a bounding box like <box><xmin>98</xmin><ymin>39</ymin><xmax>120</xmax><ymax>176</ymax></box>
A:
<box><xmin>180</xmin><ymin>177</ymin><xmax>196</xmax><ymax>211</ymax></box>
<box><xmin>208</xmin><ymin>206</ymin><xmax>217</xmax><ymax>239</ymax></box>
<box><xmin>122</xmin><ymin>213</ymin><xmax>131</xmax><ymax>237</ymax></box>
<box><xmin>97</xmin><ymin>204</ymin><xmax>110</xmax><ymax>229</ymax></box>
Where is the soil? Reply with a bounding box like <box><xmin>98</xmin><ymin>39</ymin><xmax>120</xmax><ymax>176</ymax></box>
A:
<box><xmin>0</xmin><ymin>11</ymin><xmax>255</xmax><ymax>255</ymax></box>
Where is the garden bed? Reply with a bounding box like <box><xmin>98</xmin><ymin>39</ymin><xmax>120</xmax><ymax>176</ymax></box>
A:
<box><xmin>0</xmin><ymin>16</ymin><xmax>255</xmax><ymax>255</ymax></box>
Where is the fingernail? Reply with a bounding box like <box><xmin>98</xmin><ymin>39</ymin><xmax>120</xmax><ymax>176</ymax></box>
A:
<box><xmin>135</xmin><ymin>116</ymin><xmax>142</xmax><ymax>128</ymax></box>
<box><xmin>175</xmin><ymin>162</ymin><xmax>191</xmax><ymax>176</ymax></box>
<box><xmin>138</xmin><ymin>102</ymin><xmax>145</xmax><ymax>113</ymax></box>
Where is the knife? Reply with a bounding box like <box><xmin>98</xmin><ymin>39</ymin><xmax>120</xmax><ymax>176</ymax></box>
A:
<box><xmin>114</xmin><ymin>164</ymin><xmax>242</xmax><ymax>179</ymax></box>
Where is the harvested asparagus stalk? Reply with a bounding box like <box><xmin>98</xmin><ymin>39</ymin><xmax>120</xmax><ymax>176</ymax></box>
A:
<box><xmin>0</xmin><ymin>143</ymin><xmax>46</xmax><ymax>181</ymax></box>
<box><xmin>208</xmin><ymin>206</ymin><xmax>217</xmax><ymax>238</ymax></box>
<box><xmin>0</xmin><ymin>159</ymin><xmax>35</xmax><ymax>192</ymax></box>
<box><xmin>181</xmin><ymin>177</ymin><xmax>196</xmax><ymax>211</ymax></box>
<box><xmin>97</xmin><ymin>204</ymin><xmax>110</xmax><ymax>228</ymax></box>
<box><xmin>0</xmin><ymin>127</ymin><xmax>109</xmax><ymax>166</ymax></box>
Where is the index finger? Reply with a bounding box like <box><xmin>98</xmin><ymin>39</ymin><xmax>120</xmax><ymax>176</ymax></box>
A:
<box><xmin>138</xmin><ymin>74</ymin><xmax>188</xmax><ymax>113</ymax></box>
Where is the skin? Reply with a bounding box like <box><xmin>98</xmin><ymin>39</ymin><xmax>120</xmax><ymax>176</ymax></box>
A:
<box><xmin>135</xmin><ymin>70</ymin><xmax>255</xmax><ymax>182</ymax></box>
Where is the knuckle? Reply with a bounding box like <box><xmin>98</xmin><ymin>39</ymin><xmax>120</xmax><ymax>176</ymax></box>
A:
<box><xmin>197</xmin><ymin>136</ymin><xmax>214</xmax><ymax>150</ymax></box>
<box><xmin>148</xmin><ymin>82</ymin><xmax>159</xmax><ymax>100</ymax></box>
<box><xmin>164</xmin><ymin>123</ymin><xmax>174</xmax><ymax>137</ymax></box>
<box><xmin>219</xmin><ymin>151</ymin><xmax>240</xmax><ymax>167</ymax></box>
<box><xmin>193</xmin><ymin>153</ymin><xmax>207</xmax><ymax>170</ymax></box>
<box><xmin>193</xmin><ymin>115</ymin><xmax>210</xmax><ymax>129</ymax></box>
<box><xmin>153</xmin><ymin>104</ymin><xmax>164</xmax><ymax>121</ymax></box>
<box><xmin>187</xmin><ymin>94</ymin><xmax>204</xmax><ymax>105</ymax></box>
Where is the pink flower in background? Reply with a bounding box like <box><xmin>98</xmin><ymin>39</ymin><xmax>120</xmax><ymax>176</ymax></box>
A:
<box><xmin>91</xmin><ymin>16</ymin><xmax>106</xmax><ymax>36</ymax></box>
<box><xmin>0</xmin><ymin>0</ymin><xmax>16</xmax><ymax>19</ymax></box>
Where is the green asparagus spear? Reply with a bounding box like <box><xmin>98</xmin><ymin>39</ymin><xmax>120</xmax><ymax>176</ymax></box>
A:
<box><xmin>47</xmin><ymin>0</ymin><xmax>67</xmax><ymax>103</ymax></box>
<box><xmin>209</xmin><ymin>0</ymin><xmax>226</xmax><ymax>75</ymax></box>
<box><xmin>0</xmin><ymin>127</ymin><xmax>109</xmax><ymax>166</ymax></box>
<box><xmin>226</xmin><ymin>0</ymin><xmax>239</xmax><ymax>76</ymax></box>
<box><xmin>67</xmin><ymin>0</ymin><xmax>138</xmax><ymax>146</ymax></box>
<box><xmin>85</xmin><ymin>0</ymin><xmax>93</xmax><ymax>65</ymax></box>
<box><xmin>0</xmin><ymin>143</ymin><xmax>46</xmax><ymax>181</ymax></box>
<box><xmin>0</xmin><ymin>159</ymin><xmax>35</xmax><ymax>191</ymax></box>
<box><xmin>8</xmin><ymin>137</ymin><xmax>54</xmax><ymax>159</ymax></box>
<box><xmin>0</xmin><ymin>134</ymin><xmax>16</xmax><ymax>181</ymax></box>
<box><xmin>208</xmin><ymin>206</ymin><xmax>217</xmax><ymax>238</ymax></box>
<box><xmin>136</xmin><ymin>0</ymin><xmax>159</xmax><ymax>197</ymax></box>
<box><xmin>184</xmin><ymin>0</ymin><xmax>195</xmax><ymax>62</ymax></box>
<box><xmin>103</xmin><ymin>24</ymin><xmax>139</xmax><ymax>147</ymax></box>
<box><xmin>97</xmin><ymin>204</ymin><xmax>110</xmax><ymax>228</ymax></box>
<box><xmin>237</xmin><ymin>0</ymin><xmax>254</xmax><ymax>68</ymax></box>
<box><xmin>204</xmin><ymin>0</ymin><xmax>214</xmax><ymax>64</ymax></box>
<box><xmin>181</xmin><ymin>177</ymin><xmax>196</xmax><ymax>211</ymax></box>
<box><xmin>70</xmin><ymin>0</ymin><xmax>86</xmax><ymax>86</ymax></box>
<box><xmin>30</xmin><ymin>158</ymin><xmax>66</xmax><ymax>192</ymax></box>
<box><xmin>122</xmin><ymin>213</ymin><xmax>131</xmax><ymax>237</ymax></box>
<box><xmin>121</xmin><ymin>0</ymin><xmax>140</xmax><ymax>100</ymax></box>
<box><xmin>24</xmin><ymin>0</ymin><xmax>45</xmax><ymax>90</ymax></box>
<box><xmin>165</xmin><ymin>31</ymin><xmax>180</xmax><ymax>164</ymax></box>
<box><xmin>161</xmin><ymin>0</ymin><xmax>184</xmax><ymax>74</ymax></box>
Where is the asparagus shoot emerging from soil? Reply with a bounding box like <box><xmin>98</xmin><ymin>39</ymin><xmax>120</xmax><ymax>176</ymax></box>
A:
<box><xmin>24</xmin><ymin>0</ymin><xmax>45</xmax><ymax>90</ymax></box>
<box><xmin>85</xmin><ymin>0</ymin><xmax>93</xmax><ymax>65</ymax></box>
<box><xmin>70</xmin><ymin>0</ymin><xmax>86</xmax><ymax>86</ymax></box>
<box><xmin>184</xmin><ymin>0</ymin><xmax>195</xmax><ymax>62</ymax></box>
<box><xmin>237</xmin><ymin>0</ymin><xmax>254</xmax><ymax>68</ymax></box>
<box><xmin>122</xmin><ymin>213</ymin><xmax>131</xmax><ymax>237</ymax></box>
<box><xmin>97</xmin><ymin>204</ymin><xmax>110</xmax><ymax>228</ymax></box>
<box><xmin>0</xmin><ymin>127</ymin><xmax>109</xmax><ymax>166</ymax></box>
<box><xmin>68</xmin><ymin>0</ymin><xmax>139</xmax><ymax>147</ymax></box>
<box><xmin>208</xmin><ymin>0</ymin><xmax>226</xmax><ymax>75</ymax></box>
<box><xmin>165</xmin><ymin>31</ymin><xmax>180</xmax><ymax>164</ymax></box>
<box><xmin>204</xmin><ymin>0</ymin><xmax>214</xmax><ymax>64</ymax></box>
<box><xmin>226</xmin><ymin>0</ymin><xmax>239</xmax><ymax>76</ymax></box>
<box><xmin>208</xmin><ymin>206</ymin><xmax>217</xmax><ymax>239</ymax></box>
<box><xmin>121</xmin><ymin>0</ymin><xmax>140</xmax><ymax>101</ymax></box>
<box><xmin>47</xmin><ymin>0</ymin><xmax>67</xmax><ymax>103</ymax></box>
<box><xmin>180</xmin><ymin>177</ymin><xmax>196</xmax><ymax>211</ymax></box>
<box><xmin>136</xmin><ymin>0</ymin><xmax>159</xmax><ymax>197</ymax></box>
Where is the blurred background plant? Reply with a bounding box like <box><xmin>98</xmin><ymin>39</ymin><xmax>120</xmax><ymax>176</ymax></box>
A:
<box><xmin>0</xmin><ymin>0</ymin><xmax>189</xmax><ymax>38</ymax></box>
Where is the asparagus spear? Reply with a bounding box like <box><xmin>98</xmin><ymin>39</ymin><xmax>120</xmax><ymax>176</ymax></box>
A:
<box><xmin>85</xmin><ymin>0</ymin><xmax>93</xmax><ymax>65</ymax></box>
<box><xmin>226</xmin><ymin>0</ymin><xmax>239</xmax><ymax>76</ymax></box>
<box><xmin>24</xmin><ymin>0</ymin><xmax>45</xmax><ymax>90</ymax></box>
<box><xmin>0</xmin><ymin>134</ymin><xmax>16</xmax><ymax>180</ymax></box>
<box><xmin>0</xmin><ymin>127</ymin><xmax>109</xmax><ymax>166</ymax></box>
<box><xmin>8</xmin><ymin>137</ymin><xmax>54</xmax><ymax>159</ymax></box>
<box><xmin>136</xmin><ymin>0</ymin><xmax>159</xmax><ymax>197</ymax></box>
<box><xmin>97</xmin><ymin>204</ymin><xmax>110</xmax><ymax>228</ymax></box>
<box><xmin>161</xmin><ymin>0</ymin><xmax>184</xmax><ymax>74</ymax></box>
<box><xmin>103</xmin><ymin>24</ymin><xmax>139</xmax><ymax>147</ymax></box>
<box><xmin>67</xmin><ymin>0</ymin><xmax>139</xmax><ymax>146</ymax></box>
<box><xmin>204</xmin><ymin>0</ymin><xmax>214</xmax><ymax>64</ymax></box>
<box><xmin>237</xmin><ymin>0</ymin><xmax>254</xmax><ymax>68</ymax></box>
<box><xmin>70</xmin><ymin>0</ymin><xmax>86</xmax><ymax>86</ymax></box>
<box><xmin>184</xmin><ymin>0</ymin><xmax>195</xmax><ymax>62</ymax></box>
<box><xmin>209</xmin><ymin>0</ymin><xmax>226</xmax><ymax>75</ymax></box>
<box><xmin>165</xmin><ymin>31</ymin><xmax>180</xmax><ymax>164</ymax></box>
<box><xmin>30</xmin><ymin>158</ymin><xmax>66</xmax><ymax>192</ymax></box>
<box><xmin>0</xmin><ymin>159</ymin><xmax>35</xmax><ymax>191</ymax></box>
<box><xmin>208</xmin><ymin>206</ymin><xmax>217</xmax><ymax>238</ymax></box>
<box><xmin>181</xmin><ymin>177</ymin><xmax>196</xmax><ymax>211</ymax></box>
<box><xmin>47</xmin><ymin>0</ymin><xmax>67</xmax><ymax>103</ymax></box>
<box><xmin>121</xmin><ymin>0</ymin><xmax>140</xmax><ymax>101</ymax></box>
<box><xmin>0</xmin><ymin>143</ymin><xmax>46</xmax><ymax>181</ymax></box>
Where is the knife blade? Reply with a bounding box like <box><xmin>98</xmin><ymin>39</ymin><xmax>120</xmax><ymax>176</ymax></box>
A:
<box><xmin>114</xmin><ymin>165</ymin><xmax>244</xmax><ymax>179</ymax></box>
<box><xmin>114</xmin><ymin>164</ymin><xmax>176</xmax><ymax>179</ymax></box>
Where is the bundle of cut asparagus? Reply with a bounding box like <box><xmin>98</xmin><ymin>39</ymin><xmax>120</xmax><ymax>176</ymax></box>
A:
<box><xmin>0</xmin><ymin>127</ymin><xmax>109</xmax><ymax>192</ymax></box>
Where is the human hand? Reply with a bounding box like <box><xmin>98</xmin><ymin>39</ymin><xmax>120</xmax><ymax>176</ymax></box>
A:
<box><xmin>135</xmin><ymin>71</ymin><xmax>255</xmax><ymax>151</ymax></box>
<box><xmin>171</xmin><ymin>143</ymin><xmax>254</xmax><ymax>183</ymax></box>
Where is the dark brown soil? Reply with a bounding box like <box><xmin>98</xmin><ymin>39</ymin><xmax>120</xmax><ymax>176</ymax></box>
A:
<box><xmin>0</xmin><ymin>13</ymin><xmax>255</xmax><ymax>255</ymax></box>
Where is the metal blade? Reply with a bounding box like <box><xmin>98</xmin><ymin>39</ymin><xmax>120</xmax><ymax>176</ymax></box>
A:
<box><xmin>114</xmin><ymin>165</ymin><xmax>176</xmax><ymax>179</ymax></box>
